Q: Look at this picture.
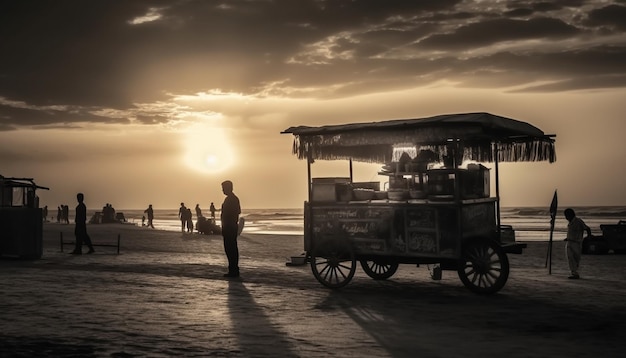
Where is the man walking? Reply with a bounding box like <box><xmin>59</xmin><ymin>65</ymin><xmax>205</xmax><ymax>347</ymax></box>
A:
<box><xmin>220</xmin><ymin>180</ymin><xmax>241</xmax><ymax>277</ymax></box>
<box><xmin>144</xmin><ymin>204</ymin><xmax>155</xmax><ymax>228</ymax></box>
<box><xmin>71</xmin><ymin>193</ymin><xmax>94</xmax><ymax>255</ymax></box>
<box><xmin>564</xmin><ymin>208</ymin><xmax>591</xmax><ymax>279</ymax></box>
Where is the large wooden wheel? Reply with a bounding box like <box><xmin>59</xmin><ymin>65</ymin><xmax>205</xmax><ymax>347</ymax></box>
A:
<box><xmin>360</xmin><ymin>259</ymin><xmax>399</xmax><ymax>280</ymax></box>
<box><xmin>310</xmin><ymin>238</ymin><xmax>356</xmax><ymax>289</ymax></box>
<box><xmin>458</xmin><ymin>238</ymin><xmax>509</xmax><ymax>294</ymax></box>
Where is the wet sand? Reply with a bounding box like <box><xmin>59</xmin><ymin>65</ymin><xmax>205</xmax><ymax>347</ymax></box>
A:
<box><xmin>1</xmin><ymin>223</ymin><xmax>625</xmax><ymax>357</ymax></box>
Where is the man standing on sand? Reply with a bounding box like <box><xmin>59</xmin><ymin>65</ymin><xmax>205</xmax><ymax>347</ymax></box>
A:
<box><xmin>178</xmin><ymin>202</ymin><xmax>188</xmax><ymax>233</ymax></box>
<box><xmin>71</xmin><ymin>193</ymin><xmax>94</xmax><ymax>255</ymax></box>
<box><xmin>144</xmin><ymin>204</ymin><xmax>155</xmax><ymax>228</ymax></box>
<box><xmin>210</xmin><ymin>202</ymin><xmax>216</xmax><ymax>222</ymax></box>
<box><xmin>564</xmin><ymin>208</ymin><xmax>591</xmax><ymax>279</ymax></box>
<box><xmin>220</xmin><ymin>180</ymin><xmax>241</xmax><ymax>277</ymax></box>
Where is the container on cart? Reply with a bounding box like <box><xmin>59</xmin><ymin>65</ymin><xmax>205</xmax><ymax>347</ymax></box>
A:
<box><xmin>282</xmin><ymin>112</ymin><xmax>556</xmax><ymax>294</ymax></box>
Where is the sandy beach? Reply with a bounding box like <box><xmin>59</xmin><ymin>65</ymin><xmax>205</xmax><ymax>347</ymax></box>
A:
<box><xmin>1</xmin><ymin>222</ymin><xmax>625</xmax><ymax>357</ymax></box>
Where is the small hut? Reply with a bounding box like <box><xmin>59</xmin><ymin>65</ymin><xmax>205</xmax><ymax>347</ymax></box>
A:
<box><xmin>0</xmin><ymin>175</ymin><xmax>49</xmax><ymax>259</ymax></box>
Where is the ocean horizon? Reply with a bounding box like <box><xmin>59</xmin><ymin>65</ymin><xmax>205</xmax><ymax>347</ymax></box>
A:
<box><xmin>46</xmin><ymin>205</ymin><xmax>626</xmax><ymax>242</ymax></box>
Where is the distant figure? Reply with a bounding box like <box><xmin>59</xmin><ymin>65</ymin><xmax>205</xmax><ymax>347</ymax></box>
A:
<box><xmin>178</xmin><ymin>202</ymin><xmax>188</xmax><ymax>232</ymax></box>
<box><xmin>186</xmin><ymin>207</ymin><xmax>193</xmax><ymax>232</ymax></box>
<box><xmin>220</xmin><ymin>180</ymin><xmax>241</xmax><ymax>277</ymax></box>
<box><xmin>57</xmin><ymin>206</ymin><xmax>62</xmax><ymax>223</ymax></box>
<box><xmin>144</xmin><ymin>204</ymin><xmax>154</xmax><ymax>228</ymax></box>
<box><xmin>195</xmin><ymin>204</ymin><xmax>202</xmax><ymax>218</ymax></box>
<box><xmin>42</xmin><ymin>205</ymin><xmax>48</xmax><ymax>222</ymax></box>
<box><xmin>102</xmin><ymin>203</ymin><xmax>116</xmax><ymax>223</ymax></box>
<box><xmin>62</xmin><ymin>205</ymin><xmax>70</xmax><ymax>224</ymax></box>
<box><xmin>142</xmin><ymin>215</ymin><xmax>146</xmax><ymax>226</ymax></box>
<box><xmin>210</xmin><ymin>202</ymin><xmax>216</xmax><ymax>221</ymax></box>
<box><xmin>564</xmin><ymin>208</ymin><xmax>591</xmax><ymax>279</ymax></box>
<box><xmin>71</xmin><ymin>193</ymin><xmax>94</xmax><ymax>255</ymax></box>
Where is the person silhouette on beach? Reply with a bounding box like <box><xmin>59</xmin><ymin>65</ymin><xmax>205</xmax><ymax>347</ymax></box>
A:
<box><xmin>564</xmin><ymin>208</ymin><xmax>591</xmax><ymax>279</ymax></box>
<box><xmin>195</xmin><ymin>204</ymin><xmax>202</xmax><ymax>218</ymax></box>
<box><xmin>210</xmin><ymin>202</ymin><xmax>216</xmax><ymax>221</ymax></box>
<box><xmin>63</xmin><ymin>205</ymin><xmax>69</xmax><ymax>224</ymax></box>
<box><xmin>220</xmin><ymin>180</ymin><xmax>241</xmax><ymax>277</ymax></box>
<box><xmin>178</xmin><ymin>202</ymin><xmax>188</xmax><ymax>232</ymax></box>
<box><xmin>71</xmin><ymin>193</ymin><xmax>94</xmax><ymax>255</ymax></box>
<box><xmin>144</xmin><ymin>204</ymin><xmax>155</xmax><ymax>228</ymax></box>
<box><xmin>42</xmin><ymin>205</ymin><xmax>48</xmax><ymax>222</ymax></box>
<box><xmin>186</xmin><ymin>207</ymin><xmax>193</xmax><ymax>232</ymax></box>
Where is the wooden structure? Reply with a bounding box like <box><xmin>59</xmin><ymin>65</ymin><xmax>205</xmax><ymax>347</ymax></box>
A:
<box><xmin>282</xmin><ymin>112</ymin><xmax>556</xmax><ymax>294</ymax></box>
<box><xmin>0</xmin><ymin>175</ymin><xmax>49</xmax><ymax>259</ymax></box>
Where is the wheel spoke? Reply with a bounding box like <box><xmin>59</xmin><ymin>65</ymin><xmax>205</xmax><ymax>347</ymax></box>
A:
<box><xmin>337</xmin><ymin>262</ymin><xmax>353</xmax><ymax>271</ymax></box>
<box><xmin>321</xmin><ymin>265</ymin><xmax>332</xmax><ymax>282</ymax></box>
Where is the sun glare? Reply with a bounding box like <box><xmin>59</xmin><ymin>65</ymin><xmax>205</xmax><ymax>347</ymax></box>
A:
<box><xmin>183</xmin><ymin>123</ymin><xmax>235</xmax><ymax>174</ymax></box>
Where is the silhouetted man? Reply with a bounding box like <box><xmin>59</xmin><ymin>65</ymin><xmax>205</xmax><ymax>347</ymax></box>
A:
<box><xmin>210</xmin><ymin>202</ymin><xmax>216</xmax><ymax>221</ymax></box>
<box><xmin>564</xmin><ymin>208</ymin><xmax>591</xmax><ymax>279</ymax></box>
<box><xmin>144</xmin><ymin>204</ymin><xmax>154</xmax><ymax>228</ymax></box>
<box><xmin>221</xmin><ymin>180</ymin><xmax>241</xmax><ymax>277</ymax></box>
<box><xmin>71</xmin><ymin>193</ymin><xmax>94</xmax><ymax>254</ymax></box>
<box><xmin>178</xmin><ymin>202</ymin><xmax>187</xmax><ymax>232</ymax></box>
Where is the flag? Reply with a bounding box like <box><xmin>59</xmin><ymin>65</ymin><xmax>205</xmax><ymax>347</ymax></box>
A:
<box><xmin>549</xmin><ymin>190</ymin><xmax>558</xmax><ymax>219</ymax></box>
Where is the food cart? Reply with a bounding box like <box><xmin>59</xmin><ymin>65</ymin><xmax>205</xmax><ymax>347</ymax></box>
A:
<box><xmin>0</xmin><ymin>175</ymin><xmax>49</xmax><ymax>259</ymax></box>
<box><xmin>282</xmin><ymin>112</ymin><xmax>556</xmax><ymax>294</ymax></box>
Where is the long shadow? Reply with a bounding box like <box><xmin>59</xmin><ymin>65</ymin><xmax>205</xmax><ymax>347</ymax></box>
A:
<box><xmin>312</xmin><ymin>280</ymin><xmax>626</xmax><ymax>357</ymax></box>
<box><xmin>227</xmin><ymin>279</ymin><xmax>299</xmax><ymax>357</ymax></box>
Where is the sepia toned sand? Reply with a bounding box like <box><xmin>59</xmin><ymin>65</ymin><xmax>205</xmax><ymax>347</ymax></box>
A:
<box><xmin>1</xmin><ymin>223</ymin><xmax>626</xmax><ymax>357</ymax></box>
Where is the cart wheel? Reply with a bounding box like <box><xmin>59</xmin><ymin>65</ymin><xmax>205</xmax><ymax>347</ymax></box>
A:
<box><xmin>458</xmin><ymin>238</ymin><xmax>509</xmax><ymax>295</ymax></box>
<box><xmin>310</xmin><ymin>238</ymin><xmax>356</xmax><ymax>289</ymax></box>
<box><xmin>360</xmin><ymin>260</ymin><xmax>399</xmax><ymax>280</ymax></box>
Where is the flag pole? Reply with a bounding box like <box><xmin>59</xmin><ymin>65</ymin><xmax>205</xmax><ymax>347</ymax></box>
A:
<box><xmin>545</xmin><ymin>190</ymin><xmax>558</xmax><ymax>274</ymax></box>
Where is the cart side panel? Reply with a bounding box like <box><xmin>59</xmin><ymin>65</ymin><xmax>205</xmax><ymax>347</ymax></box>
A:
<box><xmin>460</xmin><ymin>201</ymin><xmax>497</xmax><ymax>241</ymax></box>
<box><xmin>307</xmin><ymin>202</ymin><xmax>466</xmax><ymax>259</ymax></box>
<box><xmin>401</xmin><ymin>205</ymin><xmax>460</xmax><ymax>258</ymax></box>
<box><xmin>307</xmin><ymin>204</ymin><xmax>393</xmax><ymax>254</ymax></box>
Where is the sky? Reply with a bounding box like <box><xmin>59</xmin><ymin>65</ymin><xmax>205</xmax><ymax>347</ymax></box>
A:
<box><xmin>1</xmin><ymin>0</ymin><xmax>625</xmax><ymax>210</ymax></box>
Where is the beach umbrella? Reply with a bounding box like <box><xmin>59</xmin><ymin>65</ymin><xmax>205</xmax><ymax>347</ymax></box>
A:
<box><xmin>545</xmin><ymin>190</ymin><xmax>558</xmax><ymax>274</ymax></box>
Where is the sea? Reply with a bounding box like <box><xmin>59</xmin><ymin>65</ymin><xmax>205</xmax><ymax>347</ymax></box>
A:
<box><xmin>85</xmin><ymin>206</ymin><xmax>626</xmax><ymax>242</ymax></box>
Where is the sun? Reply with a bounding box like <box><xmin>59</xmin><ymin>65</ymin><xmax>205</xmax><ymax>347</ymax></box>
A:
<box><xmin>183</xmin><ymin>123</ymin><xmax>235</xmax><ymax>174</ymax></box>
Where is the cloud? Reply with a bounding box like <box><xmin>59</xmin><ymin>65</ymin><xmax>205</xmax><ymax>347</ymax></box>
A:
<box><xmin>416</xmin><ymin>17</ymin><xmax>580</xmax><ymax>50</ymax></box>
<box><xmin>0</xmin><ymin>0</ymin><xmax>625</xmax><ymax>130</ymax></box>
<box><xmin>584</xmin><ymin>4</ymin><xmax>626</xmax><ymax>31</ymax></box>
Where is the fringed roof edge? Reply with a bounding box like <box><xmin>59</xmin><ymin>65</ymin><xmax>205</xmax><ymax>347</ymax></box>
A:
<box><xmin>291</xmin><ymin>135</ymin><xmax>556</xmax><ymax>163</ymax></box>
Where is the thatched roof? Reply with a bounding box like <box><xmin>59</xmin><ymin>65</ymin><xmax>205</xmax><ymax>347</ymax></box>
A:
<box><xmin>282</xmin><ymin>112</ymin><xmax>556</xmax><ymax>163</ymax></box>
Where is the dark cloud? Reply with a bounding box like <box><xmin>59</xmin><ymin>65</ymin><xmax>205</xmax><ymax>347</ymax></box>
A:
<box><xmin>0</xmin><ymin>103</ymin><xmax>126</xmax><ymax>129</ymax></box>
<box><xmin>417</xmin><ymin>17</ymin><xmax>580</xmax><ymax>50</ymax></box>
<box><xmin>504</xmin><ymin>8</ymin><xmax>535</xmax><ymax>18</ymax></box>
<box><xmin>585</xmin><ymin>4</ymin><xmax>626</xmax><ymax>31</ymax></box>
<box><xmin>0</xmin><ymin>0</ymin><xmax>624</xmax><ymax>129</ymax></box>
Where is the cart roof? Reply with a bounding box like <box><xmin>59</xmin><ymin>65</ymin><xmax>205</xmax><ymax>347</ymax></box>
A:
<box><xmin>282</xmin><ymin>112</ymin><xmax>556</xmax><ymax>163</ymax></box>
<box><xmin>0</xmin><ymin>176</ymin><xmax>49</xmax><ymax>190</ymax></box>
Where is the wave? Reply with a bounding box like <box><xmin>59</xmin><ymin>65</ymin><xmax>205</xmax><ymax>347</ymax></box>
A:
<box><xmin>504</xmin><ymin>206</ymin><xmax>626</xmax><ymax>218</ymax></box>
